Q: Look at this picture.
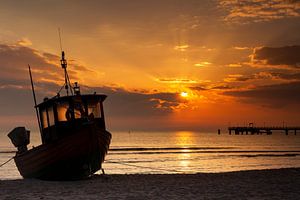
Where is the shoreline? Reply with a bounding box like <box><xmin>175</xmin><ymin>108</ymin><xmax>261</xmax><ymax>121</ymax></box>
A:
<box><xmin>1</xmin><ymin>168</ymin><xmax>299</xmax><ymax>199</ymax></box>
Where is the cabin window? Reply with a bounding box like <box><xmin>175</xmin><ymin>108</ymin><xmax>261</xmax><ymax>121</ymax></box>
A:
<box><xmin>47</xmin><ymin>106</ymin><xmax>55</xmax><ymax>126</ymax></box>
<box><xmin>74</xmin><ymin>102</ymin><xmax>85</xmax><ymax>119</ymax></box>
<box><xmin>57</xmin><ymin>102</ymin><xmax>69</xmax><ymax>121</ymax></box>
<box><xmin>41</xmin><ymin>108</ymin><xmax>48</xmax><ymax>128</ymax></box>
<box><xmin>87</xmin><ymin>101</ymin><xmax>101</xmax><ymax>118</ymax></box>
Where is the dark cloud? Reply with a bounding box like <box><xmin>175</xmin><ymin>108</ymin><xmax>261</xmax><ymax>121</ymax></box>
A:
<box><xmin>43</xmin><ymin>52</ymin><xmax>60</xmax><ymax>62</ymax></box>
<box><xmin>83</xmin><ymin>86</ymin><xmax>182</xmax><ymax>117</ymax></box>
<box><xmin>73</xmin><ymin>65</ymin><xmax>94</xmax><ymax>72</ymax></box>
<box><xmin>223</xmin><ymin>81</ymin><xmax>300</xmax><ymax>108</ymax></box>
<box><xmin>253</xmin><ymin>46</ymin><xmax>300</xmax><ymax>67</ymax></box>
<box><xmin>0</xmin><ymin>43</ymin><xmax>63</xmax><ymax>84</ymax></box>
<box><xmin>211</xmin><ymin>85</ymin><xmax>233</xmax><ymax>90</ymax></box>
<box><xmin>0</xmin><ymin>81</ymin><xmax>59</xmax><ymax>117</ymax></box>
<box><xmin>0</xmin><ymin>82</ymin><xmax>182</xmax><ymax>117</ymax></box>
<box><xmin>188</xmin><ymin>86</ymin><xmax>207</xmax><ymax>91</ymax></box>
<box><xmin>0</xmin><ymin>43</ymin><xmax>99</xmax><ymax>92</ymax></box>
<box><xmin>270</xmin><ymin>70</ymin><xmax>300</xmax><ymax>80</ymax></box>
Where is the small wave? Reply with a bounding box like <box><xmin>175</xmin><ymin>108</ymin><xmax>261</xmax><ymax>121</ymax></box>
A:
<box><xmin>0</xmin><ymin>150</ymin><xmax>16</xmax><ymax>154</ymax></box>
<box><xmin>237</xmin><ymin>154</ymin><xmax>299</xmax><ymax>158</ymax></box>
<box><xmin>108</xmin><ymin>150</ymin><xmax>300</xmax><ymax>155</ymax></box>
<box><xmin>109</xmin><ymin>147</ymin><xmax>235</xmax><ymax>151</ymax></box>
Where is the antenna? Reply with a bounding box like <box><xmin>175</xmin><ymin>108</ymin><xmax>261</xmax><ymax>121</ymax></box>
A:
<box><xmin>57</xmin><ymin>29</ymin><xmax>73</xmax><ymax>96</ymax></box>
<box><xmin>58</xmin><ymin>28</ymin><xmax>63</xmax><ymax>52</ymax></box>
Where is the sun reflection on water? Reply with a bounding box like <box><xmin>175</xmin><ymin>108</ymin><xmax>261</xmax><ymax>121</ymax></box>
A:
<box><xmin>174</xmin><ymin>131</ymin><xmax>196</xmax><ymax>171</ymax></box>
<box><xmin>174</xmin><ymin>131</ymin><xmax>196</xmax><ymax>147</ymax></box>
<box><xmin>179</xmin><ymin>153</ymin><xmax>191</xmax><ymax>169</ymax></box>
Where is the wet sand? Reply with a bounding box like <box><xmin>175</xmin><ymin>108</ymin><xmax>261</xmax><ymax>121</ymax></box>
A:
<box><xmin>0</xmin><ymin>168</ymin><xmax>299</xmax><ymax>200</ymax></box>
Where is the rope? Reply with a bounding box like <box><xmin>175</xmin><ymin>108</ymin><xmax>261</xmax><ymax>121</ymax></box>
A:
<box><xmin>0</xmin><ymin>157</ymin><xmax>14</xmax><ymax>168</ymax></box>
<box><xmin>106</xmin><ymin>160</ymin><xmax>182</xmax><ymax>173</ymax></box>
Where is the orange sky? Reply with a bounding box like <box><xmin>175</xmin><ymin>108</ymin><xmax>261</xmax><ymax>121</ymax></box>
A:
<box><xmin>0</xmin><ymin>0</ymin><xmax>300</xmax><ymax>131</ymax></box>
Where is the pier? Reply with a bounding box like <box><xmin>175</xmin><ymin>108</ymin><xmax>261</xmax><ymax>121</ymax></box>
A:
<box><xmin>228</xmin><ymin>126</ymin><xmax>300</xmax><ymax>135</ymax></box>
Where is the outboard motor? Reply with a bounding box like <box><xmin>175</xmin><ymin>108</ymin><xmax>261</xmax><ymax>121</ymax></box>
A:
<box><xmin>7</xmin><ymin>127</ymin><xmax>30</xmax><ymax>154</ymax></box>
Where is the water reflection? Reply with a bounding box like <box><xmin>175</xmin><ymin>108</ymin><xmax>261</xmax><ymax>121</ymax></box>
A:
<box><xmin>174</xmin><ymin>131</ymin><xmax>195</xmax><ymax>171</ymax></box>
<box><xmin>174</xmin><ymin>131</ymin><xmax>195</xmax><ymax>147</ymax></box>
<box><xmin>179</xmin><ymin>153</ymin><xmax>191</xmax><ymax>170</ymax></box>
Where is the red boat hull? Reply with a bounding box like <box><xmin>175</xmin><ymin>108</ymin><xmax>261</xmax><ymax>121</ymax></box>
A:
<box><xmin>14</xmin><ymin>123</ymin><xmax>111</xmax><ymax>180</ymax></box>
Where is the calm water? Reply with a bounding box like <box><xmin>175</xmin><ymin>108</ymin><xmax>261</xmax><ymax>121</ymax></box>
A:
<box><xmin>1</xmin><ymin>131</ymin><xmax>300</xmax><ymax>179</ymax></box>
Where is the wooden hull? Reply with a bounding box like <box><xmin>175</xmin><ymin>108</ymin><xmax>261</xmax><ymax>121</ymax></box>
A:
<box><xmin>14</xmin><ymin>122</ymin><xmax>111</xmax><ymax>180</ymax></box>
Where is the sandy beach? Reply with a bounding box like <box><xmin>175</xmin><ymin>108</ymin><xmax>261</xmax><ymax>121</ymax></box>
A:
<box><xmin>0</xmin><ymin>168</ymin><xmax>299</xmax><ymax>200</ymax></box>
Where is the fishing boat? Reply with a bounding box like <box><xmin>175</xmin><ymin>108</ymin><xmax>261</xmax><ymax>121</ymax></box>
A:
<box><xmin>7</xmin><ymin>50</ymin><xmax>111</xmax><ymax>180</ymax></box>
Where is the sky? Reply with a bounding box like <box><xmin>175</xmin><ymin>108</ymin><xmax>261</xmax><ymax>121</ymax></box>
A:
<box><xmin>0</xmin><ymin>0</ymin><xmax>300</xmax><ymax>132</ymax></box>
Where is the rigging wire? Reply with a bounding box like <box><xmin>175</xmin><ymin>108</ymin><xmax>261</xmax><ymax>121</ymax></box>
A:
<box><xmin>0</xmin><ymin>157</ymin><xmax>14</xmax><ymax>168</ymax></box>
<box><xmin>105</xmin><ymin>160</ymin><xmax>182</xmax><ymax>173</ymax></box>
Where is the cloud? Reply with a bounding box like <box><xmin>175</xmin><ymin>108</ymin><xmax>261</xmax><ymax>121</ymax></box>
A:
<box><xmin>188</xmin><ymin>86</ymin><xmax>207</xmax><ymax>91</ymax></box>
<box><xmin>194</xmin><ymin>62</ymin><xmax>211</xmax><ymax>67</ymax></box>
<box><xmin>252</xmin><ymin>45</ymin><xmax>300</xmax><ymax>67</ymax></box>
<box><xmin>0</xmin><ymin>41</ymin><xmax>187</xmax><ymax>131</ymax></box>
<box><xmin>0</xmin><ymin>43</ymin><xmax>63</xmax><ymax>85</ymax></box>
<box><xmin>270</xmin><ymin>71</ymin><xmax>300</xmax><ymax>80</ymax></box>
<box><xmin>17</xmin><ymin>38</ymin><xmax>32</xmax><ymax>46</ymax></box>
<box><xmin>0</xmin><ymin>42</ymin><xmax>102</xmax><ymax>88</ymax></box>
<box><xmin>211</xmin><ymin>85</ymin><xmax>233</xmax><ymax>90</ymax></box>
<box><xmin>219</xmin><ymin>0</ymin><xmax>300</xmax><ymax>24</ymax></box>
<box><xmin>224</xmin><ymin>74</ymin><xmax>253</xmax><ymax>82</ymax></box>
<box><xmin>228</xmin><ymin>63</ymin><xmax>243</xmax><ymax>68</ymax></box>
<box><xmin>233</xmin><ymin>46</ymin><xmax>251</xmax><ymax>50</ymax></box>
<box><xmin>174</xmin><ymin>45</ymin><xmax>189</xmax><ymax>51</ymax></box>
<box><xmin>188</xmin><ymin>83</ymin><xmax>235</xmax><ymax>91</ymax></box>
<box><xmin>83</xmin><ymin>86</ymin><xmax>183</xmax><ymax>117</ymax></box>
<box><xmin>223</xmin><ymin>81</ymin><xmax>300</xmax><ymax>108</ymax></box>
<box><xmin>157</xmin><ymin>78</ymin><xmax>197</xmax><ymax>84</ymax></box>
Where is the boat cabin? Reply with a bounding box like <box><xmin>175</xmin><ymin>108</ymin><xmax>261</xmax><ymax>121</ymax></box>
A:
<box><xmin>37</xmin><ymin>94</ymin><xmax>107</xmax><ymax>144</ymax></box>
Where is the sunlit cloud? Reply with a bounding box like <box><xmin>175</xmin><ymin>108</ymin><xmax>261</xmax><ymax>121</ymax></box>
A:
<box><xmin>228</xmin><ymin>63</ymin><xmax>243</xmax><ymax>68</ymax></box>
<box><xmin>219</xmin><ymin>0</ymin><xmax>300</xmax><ymax>24</ymax></box>
<box><xmin>233</xmin><ymin>46</ymin><xmax>251</xmax><ymax>50</ymax></box>
<box><xmin>17</xmin><ymin>38</ymin><xmax>32</xmax><ymax>46</ymax></box>
<box><xmin>188</xmin><ymin>86</ymin><xmax>207</xmax><ymax>91</ymax></box>
<box><xmin>194</xmin><ymin>62</ymin><xmax>212</xmax><ymax>67</ymax></box>
<box><xmin>224</xmin><ymin>74</ymin><xmax>252</xmax><ymax>82</ymax></box>
<box><xmin>174</xmin><ymin>45</ymin><xmax>189</xmax><ymax>52</ymax></box>
<box><xmin>156</xmin><ymin>78</ymin><xmax>198</xmax><ymax>84</ymax></box>
<box><xmin>211</xmin><ymin>84</ymin><xmax>233</xmax><ymax>90</ymax></box>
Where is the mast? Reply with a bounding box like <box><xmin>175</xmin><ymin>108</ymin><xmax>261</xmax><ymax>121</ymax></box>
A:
<box><xmin>28</xmin><ymin>64</ymin><xmax>42</xmax><ymax>135</ymax></box>
<box><xmin>58</xmin><ymin>28</ymin><xmax>73</xmax><ymax>96</ymax></box>
<box><xmin>60</xmin><ymin>51</ymin><xmax>73</xmax><ymax>96</ymax></box>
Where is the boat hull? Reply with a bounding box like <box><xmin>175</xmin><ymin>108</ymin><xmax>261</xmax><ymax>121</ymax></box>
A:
<box><xmin>14</xmin><ymin>122</ymin><xmax>111</xmax><ymax>180</ymax></box>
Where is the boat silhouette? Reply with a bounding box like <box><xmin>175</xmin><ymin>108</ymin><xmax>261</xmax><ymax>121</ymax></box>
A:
<box><xmin>7</xmin><ymin>50</ymin><xmax>111</xmax><ymax>180</ymax></box>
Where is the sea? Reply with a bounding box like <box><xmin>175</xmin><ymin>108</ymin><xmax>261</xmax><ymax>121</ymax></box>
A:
<box><xmin>1</xmin><ymin>131</ymin><xmax>300</xmax><ymax>179</ymax></box>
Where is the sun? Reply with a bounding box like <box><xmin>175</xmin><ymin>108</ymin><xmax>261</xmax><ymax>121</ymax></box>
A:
<box><xmin>180</xmin><ymin>92</ymin><xmax>188</xmax><ymax>97</ymax></box>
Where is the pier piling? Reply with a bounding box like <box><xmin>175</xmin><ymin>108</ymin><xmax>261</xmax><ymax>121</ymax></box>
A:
<box><xmin>228</xmin><ymin>126</ymin><xmax>300</xmax><ymax>135</ymax></box>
